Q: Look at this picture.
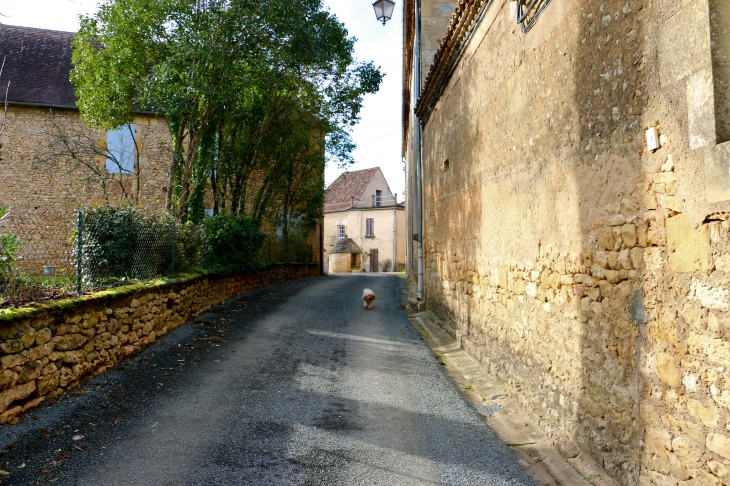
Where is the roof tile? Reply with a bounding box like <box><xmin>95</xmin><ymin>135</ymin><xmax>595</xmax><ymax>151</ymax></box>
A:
<box><xmin>324</xmin><ymin>168</ymin><xmax>379</xmax><ymax>213</ymax></box>
<box><xmin>0</xmin><ymin>25</ymin><xmax>77</xmax><ymax>107</ymax></box>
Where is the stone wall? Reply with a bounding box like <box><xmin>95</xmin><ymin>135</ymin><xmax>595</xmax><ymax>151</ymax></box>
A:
<box><xmin>0</xmin><ymin>106</ymin><xmax>170</xmax><ymax>275</ymax></box>
<box><xmin>0</xmin><ymin>264</ymin><xmax>318</xmax><ymax>424</ymax></box>
<box><xmin>408</xmin><ymin>0</ymin><xmax>730</xmax><ymax>484</ymax></box>
<box><xmin>329</xmin><ymin>253</ymin><xmax>354</xmax><ymax>274</ymax></box>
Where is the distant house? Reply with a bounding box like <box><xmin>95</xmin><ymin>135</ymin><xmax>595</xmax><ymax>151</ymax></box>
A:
<box><xmin>324</xmin><ymin>167</ymin><xmax>405</xmax><ymax>273</ymax></box>
<box><xmin>0</xmin><ymin>25</ymin><xmax>171</xmax><ymax>274</ymax></box>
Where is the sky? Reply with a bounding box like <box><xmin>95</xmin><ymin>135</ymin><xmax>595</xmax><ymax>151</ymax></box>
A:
<box><xmin>0</xmin><ymin>0</ymin><xmax>405</xmax><ymax>197</ymax></box>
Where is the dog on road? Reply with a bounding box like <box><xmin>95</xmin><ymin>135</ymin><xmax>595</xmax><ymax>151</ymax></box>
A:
<box><xmin>362</xmin><ymin>289</ymin><xmax>376</xmax><ymax>309</ymax></box>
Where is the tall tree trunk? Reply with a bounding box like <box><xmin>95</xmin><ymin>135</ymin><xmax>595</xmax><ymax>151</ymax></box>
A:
<box><xmin>166</xmin><ymin>121</ymin><xmax>187</xmax><ymax>213</ymax></box>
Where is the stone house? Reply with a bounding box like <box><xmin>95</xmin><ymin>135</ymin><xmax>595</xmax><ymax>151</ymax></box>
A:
<box><xmin>327</xmin><ymin>238</ymin><xmax>362</xmax><ymax>274</ymax></box>
<box><xmin>404</xmin><ymin>0</ymin><xmax>730</xmax><ymax>484</ymax></box>
<box><xmin>324</xmin><ymin>167</ymin><xmax>405</xmax><ymax>273</ymax></box>
<box><xmin>0</xmin><ymin>25</ymin><xmax>172</xmax><ymax>275</ymax></box>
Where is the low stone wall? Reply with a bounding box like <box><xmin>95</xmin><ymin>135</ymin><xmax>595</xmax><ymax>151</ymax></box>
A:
<box><xmin>0</xmin><ymin>264</ymin><xmax>319</xmax><ymax>423</ymax></box>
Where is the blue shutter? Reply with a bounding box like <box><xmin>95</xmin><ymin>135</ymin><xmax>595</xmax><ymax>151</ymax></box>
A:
<box><xmin>106</xmin><ymin>124</ymin><xmax>136</xmax><ymax>174</ymax></box>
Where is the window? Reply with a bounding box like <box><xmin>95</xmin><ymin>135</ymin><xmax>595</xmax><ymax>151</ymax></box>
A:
<box><xmin>444</xmin><ymin>159</ymin><xmax>450</xmax><ymax>171</ymax></box>
<box><xmin>375</xmin><ymin>190</ymin><xmax>382</xmax><ymax>207</ymax></box>
<box><xmin>366</xmin><ymin>218</ymin><xmax>375</xmax><ymax>237</ymax></box>
<box><xmin>106</xmin><ymin>124</ymin><xmax>136</xmax><ymax>174</ymax></box>
<box><xmin>338</xmin><ymin>225</ymin><xmax>345</xmax><ymax>239</ymax></box>
<box><xmin>277</xmin><ymin>210</ymin><xmax>303</xmax><ymax>237</ymax></box>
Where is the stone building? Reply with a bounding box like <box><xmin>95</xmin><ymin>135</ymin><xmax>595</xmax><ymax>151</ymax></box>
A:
<box><xmin>324</xmin><ymin>167</ymin><xmax>405</xmax><ymax>273</ymax></box>
<box><xmin>0</xmin><ymin>25</ymin><xmax>171</xmax><ymax>275</ymax></box>
<box><xmin>327</xmin><ymin>238</ymin><xmax>362</xmax><ymax>274</ymax></box>
<box><xmin>404</xmin><ymin>0</ymin><xmax>730</xmax><ymax>484</ymax></box>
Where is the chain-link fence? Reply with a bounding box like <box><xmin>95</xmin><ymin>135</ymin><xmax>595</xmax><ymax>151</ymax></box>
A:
<box><xmin>74</xmin><ymin>210</ymin><xmax>208</xmax><ymax>293</ymax></box>
<box><xmin>0</xmin><ymin>208</ymin><xmax>315</xmax><ymax>309</ymax></box>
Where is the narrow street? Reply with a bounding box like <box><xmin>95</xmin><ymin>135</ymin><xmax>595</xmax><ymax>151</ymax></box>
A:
<box><xmin>0</xmin><ymin>275</ymin><xmax>535</xmax><ymax>485</ymax></box>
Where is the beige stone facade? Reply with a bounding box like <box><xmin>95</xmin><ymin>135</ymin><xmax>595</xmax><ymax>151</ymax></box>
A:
<box><xmin>0</xmin><ymin>106</ymin><xmax>170</xmax><ymax>275</ymax></box>
<box><xmin>324</xmin><ymin>208</ymin><xmax>405</xmax><ymax>272</ymax></box>
<box><xmin>404</xmin><ymin>0</ymin><xmax>730</xmax><ymax>484</ymax></box>
<box><xmin>324</xmin><ymin>168</ymin><xmax>406</xmax><ymax>272</ymax></box>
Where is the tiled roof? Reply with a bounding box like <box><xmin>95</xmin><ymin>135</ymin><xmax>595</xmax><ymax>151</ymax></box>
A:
<box><xmin>0</xmin><ymin>25</ymin><xmax>77</xmax><ymax>107</ymax></box>
<box><xmin>330</xmin><ymin>238</ymin><xmax>362</xmax><ymax>254</ymax></box>
<box><xmin>415</xmin><ymin>0</ymin><xmax>494</xmax><ymax>124</ymax></box>
<box><xmin>324</xmin><ymin>168</ymin><xmax>379</xmax><ymax>213</ymax></box>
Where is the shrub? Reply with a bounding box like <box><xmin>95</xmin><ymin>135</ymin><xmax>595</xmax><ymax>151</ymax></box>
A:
<box><xmin>202</xmin><ymin>214</ymin><xmax>265</xmax><ymax>273</ymax></box>
<box><xmin>0</xmin><ymin>206</ymin><xmax>22</xmax><ymax>281</ymax></box>
<box><xmin>380</xmin><ymin>258</ymin><xmax>393</xmax><ymax>272</ymax></box>
<box><xmin>173</xmin><ymin>221</ymin><xmax>209</xmax><ymax>273</ymax></box>
<box><xmin>76</xmin><ymin>206</ymin><xmax>208</xmax><ymax>285</ymax></box>
<box><xmin>77</xmin><ymin>207</ymin><xmax>154</xmax><ymax>283</ymax></box>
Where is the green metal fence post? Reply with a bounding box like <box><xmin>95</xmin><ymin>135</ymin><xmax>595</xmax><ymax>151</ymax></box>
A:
<box><xmin>76</xmin><ymin>211</ymin><xmax>83</xmax><ymax>295</ymax></box>
<box><xmin>171</xmin><ymin>221</ymin><xmax>176</xmax><ymax>276</ymax></box>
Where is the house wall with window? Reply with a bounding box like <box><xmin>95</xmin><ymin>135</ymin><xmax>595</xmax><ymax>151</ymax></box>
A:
<box><xmin>323</xmin><ymin>207</ymin><xmax>405</xmax><ymax>272</ymax></box>
<box><xmin>0</xmin><ymin>106</ymin><xmax>171</xmax><ymax>274</ymax></box>
<box><xmin>0</xmin><ymin>26</ymin><xmax>172</xmax><ymax>275</ymax></box>
<box><xmin>404</xmin><ymin>0</ymin><xmax>730</xmax><ymax>483</ymax></box>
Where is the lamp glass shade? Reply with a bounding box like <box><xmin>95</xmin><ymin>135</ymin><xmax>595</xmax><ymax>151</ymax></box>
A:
<box><xmin>373</xmin><ymin>0</ymin><xmax>396</xmax><ymax>25</ymax></box>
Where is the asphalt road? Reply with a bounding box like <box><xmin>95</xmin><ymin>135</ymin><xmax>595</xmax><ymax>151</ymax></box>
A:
<box><xmin>0</xmin><ymin>274</ymin><xmax>537</xmax><ymax>485</ymax></box>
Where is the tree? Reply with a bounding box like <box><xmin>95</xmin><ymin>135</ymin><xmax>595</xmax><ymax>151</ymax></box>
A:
<box><xmin>71</xmin><ymin>0</ymin><xmax>382</xmax><ymax>224</ymax></box>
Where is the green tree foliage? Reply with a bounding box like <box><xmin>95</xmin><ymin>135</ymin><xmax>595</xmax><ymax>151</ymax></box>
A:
<box><xmin>72</xmin><ymin>0</ymin><xmax>382</xmax><ymax>230</ymax></box>
<box><xmin>202</xmin><ymin>214</ymin><xmax>265</xmax><ymax>272</ymax></box>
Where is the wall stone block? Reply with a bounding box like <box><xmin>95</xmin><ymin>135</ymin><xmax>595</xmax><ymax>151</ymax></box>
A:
<box><xmin>0</xmin><ymin>264</ymin><xmax>318</xmax><ymax>423</ymax></box>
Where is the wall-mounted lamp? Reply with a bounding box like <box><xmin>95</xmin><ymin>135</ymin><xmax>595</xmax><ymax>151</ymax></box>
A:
<box><xmin>373</xmin><ymin>0</ymin><xmax>396</xmax><ymax>25</ymax></box>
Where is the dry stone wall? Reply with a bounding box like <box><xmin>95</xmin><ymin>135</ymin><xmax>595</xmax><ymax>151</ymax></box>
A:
<box><xmin>414</xmin><ymin>0</ymin><xmax>730</xmax><ymax>484</ymax></box>
<box><xmin>0</xmin><ymin>264</ymin><xmax>318</xmax><ymax>424</ymax></box>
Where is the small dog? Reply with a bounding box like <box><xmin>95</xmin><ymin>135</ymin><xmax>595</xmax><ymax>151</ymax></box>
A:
<box><xmin>362</xmin><ymin>289</ymin><xmax>376</xmax><ymax>309</ymax></box>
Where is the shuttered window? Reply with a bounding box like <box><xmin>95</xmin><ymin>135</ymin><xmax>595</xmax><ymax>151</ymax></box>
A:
<box><xmin>106</xmin><ymin>124</ymin><xmax>136</xmax><ymax>174</ymax></box>
<box><xmin>365</xmin><ymin>218</ymin><xmax>375</xmax><ymax>237</ymax></box>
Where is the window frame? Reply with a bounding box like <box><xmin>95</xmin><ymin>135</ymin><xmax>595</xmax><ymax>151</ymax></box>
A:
<box><xmin>365</xmin><ymin>218</ymin><xmax>375</xmax><ymax>238</ymax></box>
<box><xmin>337</xmin><ymin>225</ymin><xmax>345</xmax><ymax>239</ymax></box>
<box><xmin>375</xmin><ymin>190</ymin><xmax>382</xmax><ymax>207</ymax></box>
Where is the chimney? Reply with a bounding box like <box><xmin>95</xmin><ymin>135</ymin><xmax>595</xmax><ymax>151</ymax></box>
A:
<box><xmin>350</xmin><ymin>196</ymin><xmax>354</xmax><ymax>208</ymax></box>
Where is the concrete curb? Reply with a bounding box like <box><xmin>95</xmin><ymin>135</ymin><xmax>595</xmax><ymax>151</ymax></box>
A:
<box><xmin>400</xmin><ymin>278</ymin><xmax>618</xmax><ymax>486</ymax></box>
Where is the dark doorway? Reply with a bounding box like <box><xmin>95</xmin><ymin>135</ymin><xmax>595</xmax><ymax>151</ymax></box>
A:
<box><xmin>370</xmin><ymin>249</ymin><xmax>379</xmax><ymax>273</ymax></box>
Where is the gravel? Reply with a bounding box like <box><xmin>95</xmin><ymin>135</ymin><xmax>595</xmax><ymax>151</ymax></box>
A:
<box><xmin>0</xmin><ymin>274</ymin><xmax>536</xmax><ymax>485</ymax></box>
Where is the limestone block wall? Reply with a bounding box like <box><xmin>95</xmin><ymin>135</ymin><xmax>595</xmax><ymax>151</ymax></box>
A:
<box><xmin>413</xmin><ymin>0</ymin><xmax>730</xmax><ymax>484</ymax></box>
<box><xmin>0</xmin><ymin>264</ymin><xmax>318</xmax><ymax>424</ymax></box>
<box><xmin>329</xmin><ymin>253</ymin><xmax>354</xmax><ymax>273</ymax></box>
<box><xmin>0</xmin><ymin>106</ymin><xmax>170</xmax><ymax>274</ymax></box>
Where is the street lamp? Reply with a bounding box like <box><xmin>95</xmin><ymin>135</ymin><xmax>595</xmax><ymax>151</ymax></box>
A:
<box><xmin>373</xmin><ymin>0</ymin><xmax>396</xmax><ymax>25</ymax></box>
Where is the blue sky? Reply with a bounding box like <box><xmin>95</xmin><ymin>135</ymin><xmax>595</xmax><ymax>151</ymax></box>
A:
<box><xmin>1</xmin><ymin>0</ymin><xmax>405</xmax><ymax>197</ymax></box>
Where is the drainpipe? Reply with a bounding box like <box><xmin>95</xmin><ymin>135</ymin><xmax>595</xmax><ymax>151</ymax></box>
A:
<box><xmin>414</xmin><ymin>0</ymin><xmax>424</xmax><ymax>301</ymax></box>
<box><xmin>393</xmin><ymin>195</ymin><xmax>397</xmax><ymax>272</ymax></box>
